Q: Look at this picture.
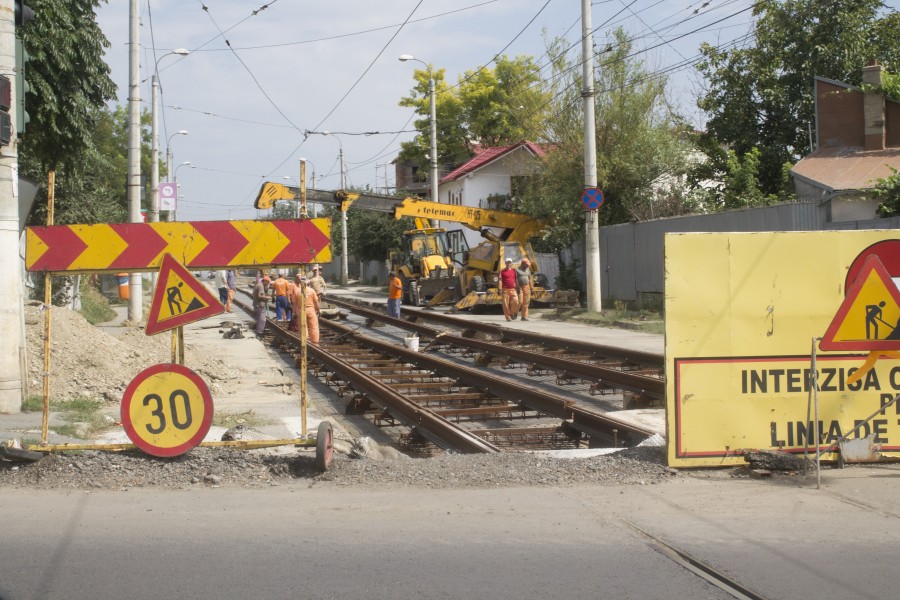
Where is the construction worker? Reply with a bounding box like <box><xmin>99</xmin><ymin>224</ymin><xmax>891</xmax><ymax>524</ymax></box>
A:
<box><xmin>293</xmin><ymin>276</ymin><xmax>321</xmax><ymax>343</ymax></box>
<box><xmin>387</xmin><ymin>271</ymin><xmax>403</xmax><ymax>318</ymax></box>
<box><xmin>251</xmin><ymin>274</ymin><xmax>271</xmax><ymax>337</ymax></box>
<box><xmin>499</xmin><ymin>258</ymin><xmax>519</xmax><ymax>321</ymax></box>
<box><xmin>271</xmin><ymin>273</ymin><xmax>290</xmax><ymax>322</ymax></box>
<box><xmin>308</xmin><ymin>264</ymin><xmax>327</xmax><ymax>298</ymax></box>
<box><xmin>516</xmin><ymin>258</ymin><xmax>533</xmax><ymax>321</ymax></box>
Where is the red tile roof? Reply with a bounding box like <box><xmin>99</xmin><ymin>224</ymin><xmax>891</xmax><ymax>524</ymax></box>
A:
<box><xmin>441</xmin><ymin>141</ymin><xmax>545</xmax><ymax>183</ymax></box>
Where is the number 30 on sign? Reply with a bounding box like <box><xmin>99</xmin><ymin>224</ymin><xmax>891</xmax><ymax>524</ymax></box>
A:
<box><xmin>121</xmin><ymin>364</ymin><xmax>214</xmax><ymax>457</ymax></box>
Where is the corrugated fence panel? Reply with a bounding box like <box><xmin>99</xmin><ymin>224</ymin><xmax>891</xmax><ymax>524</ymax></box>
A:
<box><xmin>601</xmin><ymin>202</ymin><xmax>828</xmax><ymax>300</ymax></box>
<box><xmin>602</xmin><ymin>223</ymin><xmax>636</xmax><ymax>301</ymax></box>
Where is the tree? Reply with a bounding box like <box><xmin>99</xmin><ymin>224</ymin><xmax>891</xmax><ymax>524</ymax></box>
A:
<box><xmin>25</xmin><ymin>106</ymin><xmax>155</xmax><ymax>226</ymax></box>
<box><xmin>398</xmin><ymin>55</ymin><xmax>551</xmax><ymax>181</ymax></box>
<box><xmin>19</xmin><ymin>0</ymin><xmax>117</xmax><ymax>171</ymax></box>
<box><xmin>519</xmin><ymin>29</ymin><xmax>696</xmax><ymax>250</ymax></box>
<box><xmin>696</xmin><ymin>0</ymin><xmax>900</xmax><ymax>195</ymax></box>
<box><xmin>19</xmin><ymin>0</ymin><xmax>121</xmax><ymax>226</ymax></box>
<box><xmin>874</xmin><ymin>168</ymin><xmax>900</xmax><ymax>217</ymax></box>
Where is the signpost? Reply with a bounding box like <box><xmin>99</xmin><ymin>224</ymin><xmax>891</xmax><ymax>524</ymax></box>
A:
<box><xmin>121</xmin><ymin>363</ymin><xmax>214</xmax><ymax>457</ymax></box>
<box><xmin>25</xmin><ymin>218</ymin><xmax>332</xmax><ymax>273</ymax></box>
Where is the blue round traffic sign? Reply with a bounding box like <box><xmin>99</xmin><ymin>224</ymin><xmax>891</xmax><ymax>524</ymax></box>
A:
<box><xmin>582</xmin><ymin>187</ymin><xmax>604</xmax><ymax>211</ymax></box>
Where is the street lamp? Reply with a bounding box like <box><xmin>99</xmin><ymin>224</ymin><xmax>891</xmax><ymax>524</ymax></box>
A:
<box><xmin>399</xmin><ymin>54</ymin><xmax>438</xmax><ymax>202</ymax></box>
<box><xmin>166</xmin><ymin>129</ymin><xmax>189</xmax><ymax>176</ymax></box>
<box><xmin>151</xmin><ymin>49</ymin><xmax>189</xmax><ymax>226</ymax></box>
<box><xmin>173</xmin><ymin>161</ymin><xmax>193</xmax><ymax>221</ymax></box>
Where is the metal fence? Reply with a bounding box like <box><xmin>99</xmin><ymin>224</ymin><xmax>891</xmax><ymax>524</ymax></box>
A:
<box><xmin>593</xmin><ymin>202</ymin><xmax>899</xmax><ymax>305</ymax></box>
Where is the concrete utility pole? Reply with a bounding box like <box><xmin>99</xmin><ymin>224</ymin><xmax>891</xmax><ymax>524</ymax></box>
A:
<box><xmin>0</xmin><ymin>0</ymin><xmax>24</xmax><ymax>413</ymax></box>
<box><xmin>339</xmin><ymin>145</ymin><xmax>348</xmax><ymax>285</ymax></box>
<box><xmin>126</xmin><ymin>0</ymin><xmax>142</xmax><ymax>322</ymax></box>
<box><xmin>582</xmin><ymin>0</ymin><xmax>602</xmax><ymax>312</ymax></box>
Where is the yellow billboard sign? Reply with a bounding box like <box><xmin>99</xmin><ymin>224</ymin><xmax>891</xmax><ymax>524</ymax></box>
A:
<box><xmin>666</xmin><ymin>231</ymin><xmax>900</xmax><ymax>467</ymax></box>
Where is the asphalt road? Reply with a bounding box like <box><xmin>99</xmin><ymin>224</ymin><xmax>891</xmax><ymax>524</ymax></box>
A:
<box><xmin>2</xmin><ymin>467</ymin><xmax>898</xmax><ymax>600</ymax></box>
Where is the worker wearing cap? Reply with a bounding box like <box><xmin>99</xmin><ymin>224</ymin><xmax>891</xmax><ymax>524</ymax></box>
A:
<box><xmin>499</xmin><ymin>258</ymin><xmax>520</xmax><ymax>321</ymax></box>
<box><xmin>251</xmin><ymin>273</ymin><xmax>271</xmax><ymax>337</ymax></box>
<box><xmin>308</xmin><ymin>264</ymin><xmax>326</xmax><ymax>298</ymax></box>
<box><xmin>516</xmin><ymin>258</ymin><xmax>533</xmax><ymax>321</ymax></box>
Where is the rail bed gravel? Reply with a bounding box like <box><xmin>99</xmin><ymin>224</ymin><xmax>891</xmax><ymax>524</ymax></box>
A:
<box><xmin>0</xmin><ymin>446</ymin><xmax>676</xmax><ymax>490</ymax></box>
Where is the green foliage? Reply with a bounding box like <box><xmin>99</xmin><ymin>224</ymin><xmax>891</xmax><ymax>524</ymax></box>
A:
<box><xmin>398</xmin><ymin>55</ymin><xmax>551</xmax><ymax>177</ymax></box>
<box><xmin>24</xmin><ymin>106</ymin><xmax>154</xmax><ymax>226</ymax></box>
<box><xmin>19</xmin><ymin>0</ymin><xmax>117</xmax><ymax>171</ymax></box>
<box><xmin>79</xmin><ymin>281</ymin><xmax>116</xmax><ymax>325</ymax></box>
<box><xmin>519</xmin><ymin>28</ymin><xmax>696</xmax><ymax>246</ymax></box>
<box><xmin>348</xmin><ymin>210</ymin><xmax>411</xmax><ymax>264</ymax></box>
<box><xmin>874</xmin><ymin>167</ymin><xmax>900</xmax><ymax>217</ymax></box>
<box><xmin>555</xmin><ymin>257</ymin><xmax>581</xmax><ymax>292</ymax></box>
<box><xmin>696</xmin><ymin>0</ymin><xmax>899</xmax><ymax>195</ymax></box>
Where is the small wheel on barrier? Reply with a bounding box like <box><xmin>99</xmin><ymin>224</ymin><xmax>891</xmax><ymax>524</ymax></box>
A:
<box><xmin>316</xmin><ymin>420</ymin><xmax>334</xmax><ymax>471</ymax></box>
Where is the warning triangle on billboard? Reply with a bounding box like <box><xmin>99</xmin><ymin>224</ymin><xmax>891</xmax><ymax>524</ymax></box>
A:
<box><xmin>146</xmin><ymin>254</ymin><xmax>225</xmax><ymax>336</ymax></box>
<box><xmin>820</xmin><ymin>255</ymin><xmax>900</xmax><ymax>351</ymax></box>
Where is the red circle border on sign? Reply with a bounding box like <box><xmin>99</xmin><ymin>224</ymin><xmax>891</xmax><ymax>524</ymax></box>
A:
<box><xmin>120</xmin><ymin>363</ymin><xmax>214</xmax><ymax>457</ymax></box>
<box><xmin>845</xmin><ymin>239</ymin><xmax>900</xmax><ymax>293</ymax></box>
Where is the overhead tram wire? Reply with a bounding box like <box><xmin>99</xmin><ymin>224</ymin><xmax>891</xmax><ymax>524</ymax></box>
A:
<box><xmin>257</xmin><ymin>1</ymin><xmax>429</xmax><ymax>189</ymax></box>
<box><xmin>347</xmin><ymin>0</ymin><xmax>756</xmax><ymax>180</ymax></box>
<box><xmin>195</xmin><ymin>0</ymin><xmax>304</xmax><ymax>135</ymax></box>
<box><xmin>193</xmin><ymin>1</ymin><xmax>502</xmax><ymax>53</ymax></box>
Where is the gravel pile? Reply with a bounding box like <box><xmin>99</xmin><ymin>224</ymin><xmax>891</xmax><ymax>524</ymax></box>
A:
<box><xmin>0</xmin><ymin>445</ymin><xmax>676</xmax><ymax>490</ymax></box>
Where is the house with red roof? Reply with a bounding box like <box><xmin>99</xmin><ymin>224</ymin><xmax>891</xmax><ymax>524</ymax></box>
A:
<box><xmin>436</xmin><ymin>140</ymin><xmax>545</xmax><ymax>248</ymax></box>
<box><xmin>790</xmin><ymin>62</ymin><xmax>900</xmax><ymax>220</ymax></box>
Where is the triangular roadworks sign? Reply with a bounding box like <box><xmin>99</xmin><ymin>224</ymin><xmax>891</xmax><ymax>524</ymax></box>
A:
<box><xmin>820</xmin><ymin>255</ymin><xmax>900</xmax><ymax>351</ymax></box>
<box><xmin>146</xmin><ymin>254</ymin><xmax>225</xmax><ymax>335</ymax></box>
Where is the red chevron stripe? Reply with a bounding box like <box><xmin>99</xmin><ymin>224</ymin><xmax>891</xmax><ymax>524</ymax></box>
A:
<box><xmin>29</xmin><ymin>226</ymin><xmax>88</xmax><ymax>271</ymax></box>
<box><xmin>107</xmin><ymin>223</ymin><xmax>169</xmax><ymax>270</ymax></box>
<box><xmin>272</xmin><ymin>220</ymin><xmax>330</xmax><ymax>264</ymax></box>
<box><xmin>189</xmin><ymin>222</ymin><xmax>249</xmax><ymax>266</ymax></box>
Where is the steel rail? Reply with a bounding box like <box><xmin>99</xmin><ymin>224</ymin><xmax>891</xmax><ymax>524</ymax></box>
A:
<box><xmin>235</xmin><ymin>289</ymin><xmax>655</xmax><ymax>449</ymax></box>
<box><xmin>318</xmin><ymin>317</ymin><xmax>657</xmax><ymax>443</ymax></box>
<box><xmin>325</xmin><ymin>296</ymin><xmax>665</xmax><ymax>400</ymax></box>
<box><xmin>233</xmin><ymin>296</ymin><xmax>500</xmax><ymax>454</ymax></box>
<box><xmin>327</xmin><ymin>296</ymin><xmax>663</xmax><ymax>367</ymax></box>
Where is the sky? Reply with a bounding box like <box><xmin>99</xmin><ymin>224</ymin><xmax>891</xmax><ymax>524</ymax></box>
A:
<box><xmin>93</xmin><ymin>0</ymin><xmax>897</xmax><ymax>222</ymax></box>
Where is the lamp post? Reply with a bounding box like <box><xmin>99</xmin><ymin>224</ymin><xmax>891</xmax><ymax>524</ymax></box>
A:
<box><xmin>173</xmin><ymin>161</ymin><xmax>193</xmax><ymax>221</ymax></box>
<box><xmin>151</xmin><ymin>49</ymin><xmax>189</xmax><ymax>226</ymax></box>
<box><xmin>399</xmin><ymin>54</ymin><xmax>438</xmax><ymax>202</ymax></box>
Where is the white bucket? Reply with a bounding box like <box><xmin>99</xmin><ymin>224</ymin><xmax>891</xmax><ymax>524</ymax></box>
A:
<box><xmin>404</xmin><ymin>336</ymin><xmax>420</xmax><ymax>352</ymax></box>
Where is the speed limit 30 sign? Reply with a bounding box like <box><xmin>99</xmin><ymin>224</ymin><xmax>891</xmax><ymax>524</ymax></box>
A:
<box><xmin>121</xmin><ymin>364</ymin><xmax>214</xmax><ymax>457</ymax></box>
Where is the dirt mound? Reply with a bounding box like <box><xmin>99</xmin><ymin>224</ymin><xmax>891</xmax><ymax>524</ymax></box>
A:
<box><xmin>24</xmin><ymin>304</ymin><xmax>239</xmax><ymax>404</ymax></box>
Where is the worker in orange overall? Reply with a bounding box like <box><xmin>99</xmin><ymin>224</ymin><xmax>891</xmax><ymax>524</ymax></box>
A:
<box><xmin>499</xmin><ymin>257</ymin><xmax>520</xmax><ymax>321</ymax></box>
<box><xmin>516</xmin><ymin>258</ymin><xmax>533</xmax><ymax>321</ymax></box>
<box><xmin>292</xmin><ymin>276</ymin><xmax>321</xmax><ymax>343</ymax></box>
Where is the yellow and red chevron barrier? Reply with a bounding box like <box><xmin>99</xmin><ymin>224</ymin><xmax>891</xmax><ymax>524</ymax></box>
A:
<box><xmin>26</xmin><ymin>218</ymin><xmax>332</xmax><ymax>273</ymax></box>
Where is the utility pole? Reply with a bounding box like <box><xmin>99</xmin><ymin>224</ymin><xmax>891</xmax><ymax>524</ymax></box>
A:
<box><xmin>582</xmin><ymin>0</ymin><xmax>602</xmax><ymax>312</ymax></box>
<box><xmin>339</xmin><ymin>146</ymin><xmax>348</xmax><ymax>285</ymax></box>
<box><xmin>0</xmin><ymin>0</ymin><xmax>24</xmax><ymax>413</ymax></box>
<box><xmin>126</xmin><ymin>0</ymin><xmax>142</xmax><ymax>321</ymax></box>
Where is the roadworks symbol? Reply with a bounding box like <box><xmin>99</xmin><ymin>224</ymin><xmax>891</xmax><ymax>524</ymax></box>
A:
<box><xmin>820</xmin><ymin>255</ymin><xmax>900</xmax><ymax>351</ymax></box>
<box><xmin>145</xmin><ymin>253</ymin><xmax>224</xmax><ymax>336</ymax></box>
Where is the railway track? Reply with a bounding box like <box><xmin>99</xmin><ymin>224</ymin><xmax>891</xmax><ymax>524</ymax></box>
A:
<box><xmin>234</xmin><ymin>287</ymin><xmax>664</xmax><ymax>456</ymax></box>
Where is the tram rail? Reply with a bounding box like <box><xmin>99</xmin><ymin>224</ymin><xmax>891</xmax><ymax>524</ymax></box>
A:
<box><xmin>233</xmin><ymin>289</ymin><xmax>659</xmax><ymax>455</ymax></box>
